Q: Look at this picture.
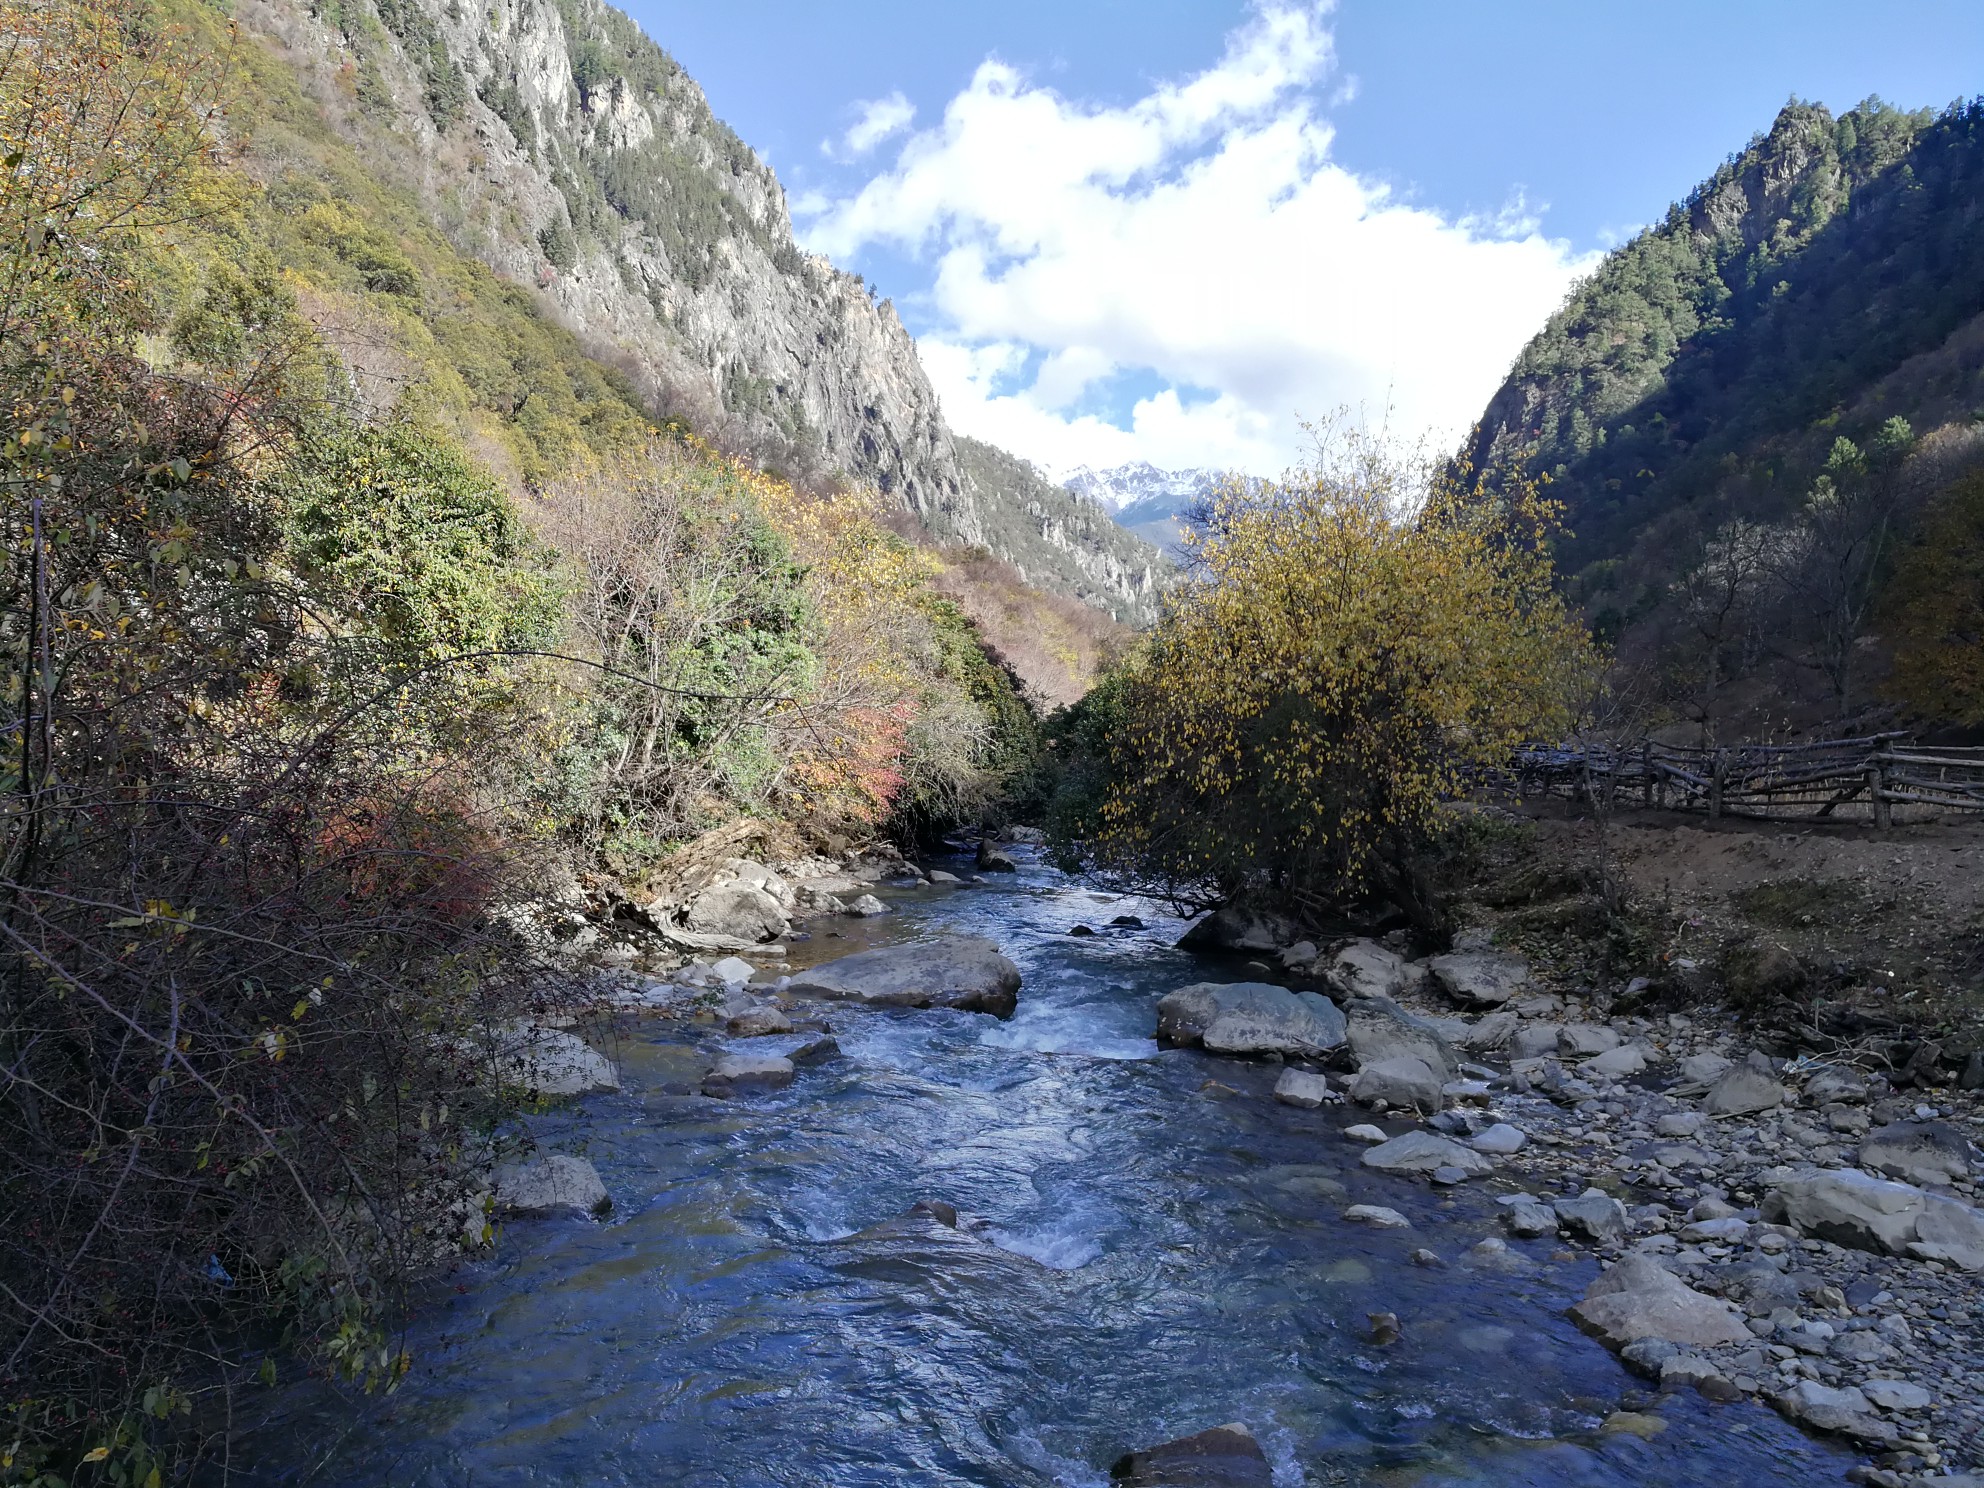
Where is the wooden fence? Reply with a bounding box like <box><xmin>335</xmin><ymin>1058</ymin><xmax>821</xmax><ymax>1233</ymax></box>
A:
<box><xmin>1492</xmin><ymin>734</ymin><xmax>1984</xmax><ymax>823</ymax></box>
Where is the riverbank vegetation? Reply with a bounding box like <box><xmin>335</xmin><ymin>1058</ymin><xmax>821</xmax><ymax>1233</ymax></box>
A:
<box><xmin>0</xmin><ymin>2</ymin><xmax>1040</xmax><ymax>1478</ymax></box>
<box><xmin>1046</xmin><ymin>429</ymin><xmax>1597</xmax><ymax>928</ymax></box>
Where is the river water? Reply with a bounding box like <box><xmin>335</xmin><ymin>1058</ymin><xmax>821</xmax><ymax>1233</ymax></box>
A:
<box><xmin>245</xmin><ymin>850</ymin><xmax>1848</xmax><ymax>1486</ymax></box>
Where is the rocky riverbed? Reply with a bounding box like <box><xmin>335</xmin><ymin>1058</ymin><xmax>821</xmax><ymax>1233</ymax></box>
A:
<box><xmin>239</xmin><ymin>842</ymin><xmax>1968</xmax><ymax>1486</ymax></box>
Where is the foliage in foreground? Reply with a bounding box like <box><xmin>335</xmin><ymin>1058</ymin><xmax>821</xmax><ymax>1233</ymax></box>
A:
<box><xmin>0</xmin><ymin>0</ymin><xmax>1038</xmax><ymax>1480</ymax></box>
<box><xmin>1056</xmin><ymin>430</ymin><xmax>1596</xmax><ymax>926</ymax></box>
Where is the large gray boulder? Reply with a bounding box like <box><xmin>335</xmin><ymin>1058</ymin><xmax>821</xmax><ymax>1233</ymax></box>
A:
<box><xmin>682</xmin><ymin>880</ymin><xmax>790</xmax><ymax>942</ymax></box>
<box><xmin>1273</xmin><ymin>1068</ymin><xmax>1334</xmax><ymax>1108</ymax></box>
<box><xmin>1703</xmin><ymin>1065</ymin><xmax>1786</xmax><ymax>1116</ymax></box>
<box><xmin>1572</xmin><ymin>1255</ymin><xmax>1753</xmax><ymax>1350</ymax></box>
<box><xmin>1156</xmin><ymin>982</ymin><xmax>1346</xmax><ymax>1058</ymax></box>
<box><xmin>1347</xmin><ymin>1056</ymin><xmax>1444</xmax><ymax>1114</ymax></box>
<box><xmin>701</xmin><ymin>1052</ymin><xmax>796</xmax><ymax>1098</ymax></box>
<box><xmin>1762</xmin><ymin>1167</ymin><xmax>1984</xmax><ymax>1269</ymax></box>
<box><xmin>1344</xmin><ymin>997</ymin><xmax>1458</xmax><ymax>1079</ymax></box>
<box><xmin>1360</xmin><ymin>1129</ymin><xmax>1494</xmax><ymax>1178</ymax></box>
<box><xmin>1426</xmin><ymin>952</ymin><xmax>1529</xmax><ymax>1009</ymax></box>
<box><xmin>492</xmin><ymin>1024</ymin><xmax>620</xmax><ymax>1099</ymax></box>
<box><xmin>1553</xmin><ymin>1190</ymin><xmax>1629</xmax><ymax>1244</ymax></box>
<box><xmin>1860</xmin><ymin>1121</ymin><xmax>1972</xmax><ymax>1187</ymax></box>
<box><xmin>1109</xmin><ymin>1423</ymin><xmax>1272</xmax><ymax>1486</ymax></box>
<box><xmin>1176</xmin><ymin>906</ymin><xmax>1298</xmax><ymax>953</ymax></box>
<box><xmin>785</xmin><ymin>936</ymin><xmax>1021</xmax><ymax>1017</ymax></box>
<box><xmin>1773</xmin><ymin>1381</ymin><xmax>1896</xmax><ymax>1446</ymax></box>
<box><xmin>1326</xmin><ymin>940</ymin><xmax>1422</xmax><ymax>1000</ymax></box>
<box><xmin>492</xmin><ymin>1153</ymin><xmax>610</xmax><ymax>1219</ymax></box>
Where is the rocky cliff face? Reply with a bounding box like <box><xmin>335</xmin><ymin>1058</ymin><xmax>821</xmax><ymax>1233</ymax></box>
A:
<box><xmin>237</xmin><ymin>0</ymin><xmax>1162</xmax><ymax>618</ymax></box>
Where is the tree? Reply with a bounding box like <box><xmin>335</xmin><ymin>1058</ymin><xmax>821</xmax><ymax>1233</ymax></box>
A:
<box><xmin>1671</xmin><ymin>519</ymin><xmax>1774</xmax><ymax>743</ymax></box>
<box><xmin>1083</xmin><ymin>427</ymin><xmax>1595</xmax><ymax>926</ymax></box>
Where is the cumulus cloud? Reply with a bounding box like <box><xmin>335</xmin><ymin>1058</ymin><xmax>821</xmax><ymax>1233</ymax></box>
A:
<box><xmin>824</xmin><ymin>91</ymin><xmax>916</xmax><ymax>161</ymax></box>
<box><xmin>799</xmin><ymin>3</ymin><xmax>1594</xmax><ymax>477</ymax></box>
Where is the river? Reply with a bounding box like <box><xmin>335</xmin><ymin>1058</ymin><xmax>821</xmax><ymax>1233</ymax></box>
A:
<box><xmin>243</xmin><ymin>847</ymin><xmax>1849</xmax><ymax>1486</ymax></box>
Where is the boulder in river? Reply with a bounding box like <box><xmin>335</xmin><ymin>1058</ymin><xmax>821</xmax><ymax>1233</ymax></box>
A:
<box><xmin>1347</xmin><ymin>1056</ymin><xmax>1444</xmax><ymax>1114</ymax></box>
<box><xmin>1176</xmin><ymin>906</ymin><xmax>1299</xmax><ymax>954</ymax></box>
<box><xmin>1156</xmin><ymin>982</ymin><xmax>1345</xmax><ymax>1058</ymax></box>
<box><xmin>1273</xmin><ymin>1068</ymin><xmax>1335</xmax><ymax>1108</ymax></box>
<box><xmin>726</xmin><ymin>1003</ymin><xmax>793</xmax><ymax>1036</ymax></box>
<box><xmin>1360</xmin><ymin>1129</ymin><xmax>1494</xmax><ymax>1178</ymax></box>
<box><xmin>976</xmin><ymin>840</ymin><xmax>1018</xmax><ymax>873</ymax></box>
<box><xmin>1343</xmin><ymin>996</ymin><xmax>1457</xmax><ymax>1079</ymax></box>
<box><xmin>492</xmin><ymin>1023</ymin><xmax>620</xmax><ymax>1099</ymax></box>
<box><xmin>1425</xmin><ymin>951</ymin><xmax>1529</xmax><ymax>1008</ymax></box>
<box><xmin>1109</xmin><ymin>1422</ymin><xmax>1272</xmax><ymax>1486</ymax></box>
<box><xmin>1571</xmin><ymin>1254</ymin><xmax>1753</xmax><ymax>1350</ymax></box>
<box><xmin>785</xmin><ymin>936</ymin><xmax>1021</xmax><ymax>1017</ymax></box>
<box><xmin>701</xmin><ymin>1052</ymin><xmax>795</xmax><ymax>1098</ymax></box>
<box><xmin>492</xmin><ymin>1153</ymin><xmax>610</xmax><ymax>1219</ymax></box>
<box><xmin>1552</xmin><ymin>1189</ymin><xmax>1628</xmax><ymax>1244</ymax></box>
<box><xmin>1859</xmin><ymin>1120</ymin><xmax>1972</xmax><ymax>1187</ymax></box>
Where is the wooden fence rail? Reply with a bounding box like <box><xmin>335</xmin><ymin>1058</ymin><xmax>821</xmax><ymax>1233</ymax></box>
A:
<box><xmin>1487</xmin><ymin>733</ymin><xmax>1984</xmax><ymax>823</ymax></box>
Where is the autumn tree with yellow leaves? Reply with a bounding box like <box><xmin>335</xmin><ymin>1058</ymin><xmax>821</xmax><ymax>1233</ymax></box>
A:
<box><xmin>1083</xmin><ymin>427</ymin><xmax>1596</xmax><ymax>925</ymax></box>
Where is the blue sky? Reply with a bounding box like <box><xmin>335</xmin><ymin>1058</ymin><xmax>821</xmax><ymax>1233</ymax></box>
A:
<box><xmin>623</xmin><ymin>0</ymin><xmax>1984</xmax><ymax>476</ymax></box>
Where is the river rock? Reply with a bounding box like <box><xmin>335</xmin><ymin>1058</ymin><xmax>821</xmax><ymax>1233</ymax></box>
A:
<box><xmin>845</xmin><ymin>893</ymin><xmax>890</xmax><ymax>916</ymax></box>
<box><xmin>1584</xmin><ymin>1044</ymin><xmax>1648</xmax><ymax>1080</ymax></box>
<box><xmin>1344</xmin><ymin>1123</ymin><xmax>1389</xmax><ymax>1143</ymax></box>
<box><xmin>1469</xmin><ymin>1123</ymin><xmax>1528</xmax><ymax>1155</ymax></box>
<box><xmin>1772</xmin><ymin>1381</ymin><xmax>1896</xmax><ymax>1445</ymax></box>
<box><xmin>1859</xmin><ymin>1120</ymin><xmax>1972</xmax><ymax>1187</ymax></box>
<box><xmin>1704</xmin><ymin>1065</ymin><xmax>1787</xmax><ymax>1116</ymax></box>
<box><xmin>1764</xmin><ymin>1167</ymin><xmax>1931</xmax><ymax>1255</ymax></box>
<box><xmin>1156</xmin><ymin>982</ymin><xmax>1346</xmax><ymax>1058</ymax></box>
<box><xmin>726</xmin><ymin>1003</ymin><xmax>793</xmax><ymax>1036</ymax></box>
<box><xmin>492</xmin><ymin>1153</ymin><xmax>610</xmax><ymax>1219</ymax></box>
<box><xmin>1571</xmin><ymin>1254</ymin><xmax>1753</xmax><ymax>1349</ymax></box>
<box><xmin>1344</xmin><ymin>1203</ymin><xmax>1412</xmax><ymax>1229</ymax></box>
<box><xmin>1511</xmin><ymin>1023</ymin><xmax>1561</xmax><ymax>1060</ymax></box>
<box><xmin>1656</xmin><ymin>1111</ymin><xmax>1707</xmax><ymax>1138</ymax></box>
<box><xmin>1803</xmin><ymin>1066</ymin><xmax>1870</xmax><ymax>1105</ymax></box>
<box><xmin>1505</xmin><ymin>1201</ymin><xmax>1559</xmax><ymax>1238</ymax></box>
<box><xmin>1558</xmin><ymin>1022</ymin><xmax>1622</xmax><ymax>1057</ymax></box>
<box><xmin>1677</xmin><ymin>1052</ymin><xmax>1734</xmax><ymax>1085</ymax></box>
<box><xmin>1861</xmin><ymin>1378</ymin><xmax>1932</xmax><ymax>1411</ymax></box>
<box><xmin>1360</xmin><ymin>1129</ymin><xmax>1494</xmax><ymax>1178</ymax></box>
<box><xmin>1273</xmin><ymin>1068</ymin><xmax>1335</xmax><ymax>1108</ymax></box>
<box><xmin>683</xmin><ymin>881</ymin><xmax>790</xmax><ymax>942</ymax></box>
<box><xmin>1347</xmin><ymin>1056</ymin><xmax>1445</xmax><ymax>1114</ymax></box>
<box><xmin>1426</xmin><ymin>951</ymin><xmax>1529</xmax><ymax>1008</ymax></box>
<box><xmin>701</xmin><ymin>1052</ymin><xmax>795</xmax><ymax>1097</ymax></box>
<box><xmin>1176</xmin><ymin>906</ymin><xmax>1299</xmax><ymax>954</ymax></box>
<box><xmin>492</xmin><ymin>1024</ymin><xmax>620</xmax><ymax>1099</ymax></box>
<box><xmin>976</xmin><ymin>841</ymin><xmax>1018</xmax><ymax>872</ymax></box>
<box><xmin>1553</xmin><ymin>1190</ymin><xmax>1629</xmax><ymax>1244</ymax></box>
<box><xmin>1278</xmin><ymin>939</ymin><xmax>1319</xmax><ymax>970</ymax></box>
<box><xmin>1327</xmin><ymin>939</ymin><xmax>1421</xmax><ymax>1000</ymax></box>
<box><xmin>1457</xmin><ymin>1011</ymin><xmax>1518</xmax><ymax>1052</ymax></box>
<box><xmin>1110</xmin><ymin>1422</ymin><xmax>1273</xmax><ymax>1486</ymax></box>
<box><xmin>710</xmin><ymin>955</ymin><xmax>758</xmax><ymax>985</ymax></box>
<box><xmin>785</xmin><ymin>936</ymin><xmax>1021</xmax><ymax>1017</ymax></box>
<box><xmin>1344</xmin><ymin>997</ymin><xmax>1457</xmax><ymax>1079</ymax></box>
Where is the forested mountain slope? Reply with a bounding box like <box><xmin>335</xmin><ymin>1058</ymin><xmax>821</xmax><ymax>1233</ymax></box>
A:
<box><xmin>231</xmin><ymin>0</ymin><xmax>1163</xmax><ymax>617</ymax></box>
<box><xmin>1466</xmin><ymin>97</ymin><xmax>1984</xmax><ymax>732</ymax></box>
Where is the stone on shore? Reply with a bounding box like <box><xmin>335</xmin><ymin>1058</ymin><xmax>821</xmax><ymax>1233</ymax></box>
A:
<box><xmin>1763</xmin><ymin>1167</ymin><xmax>1934</xmax><ymax>1257</ymax></box>
<box><xmin>1469</xmin><ymin>1123</ymin><xmax>1528</xmax><ymax>1155</ymax></box>
<box><xmin>846</xmin><ymin>893</ymin><xmax>890</xmax><ymax>917</ymax></box>
<box><xmin>726</xmin><ymin>1003</ymin><xmax>792</xmax><ymax>1036</ymax></box>
<box><xmin>701</xmin><ymin>1052</ymin><xmax>795</xmax><ymax>1098</ymax></box>
<box><xmin>1772</xmin><ymin>1381</ymin><xmax>1897</xmax><ymax>1445</ymax></box>
<box><xmin>1553</xmin><ymin>1190</ymin><xmax>1629</xmax><ymax>1244</ymax></box>
<box><xmin>1703</xmin><ymin>1065</ymin><xmax>1787</xmax><ymax>1116</ymax></box>
<box><xmin>1426</xmin><ymin>951</ymin><xmax>1529</xmax><ymax>1008</ymax></box>
<box><xmin>492</xmin><ymin>1024</ymin><xmax>620</xmax><ymax>1099</ymax></box>
<box><xmin>1344</xmin><ymin>997</ymin><xmax>1458</xmax><ymax>1079</ymax></box>
<box><xmin>1347</xmin><ymin>1056</ymin><xmax>1445</xmax><ymax>1114</ymax></box>
<box><xmin>1110</xmin><ymin>1422</ymin><xmax>1273</xmax><ymax>1486</ymax></box>
<box><xmin>784</xmin><ymin>936</ymin><xmax>1021</xmax><ymax>1018</ymax></box>
<box><xmin>1859</xmin><ymin>1120</ymin><xmax>1972</xmax><ymax>1187</ymax></box>
<box><xmin>492</xmin><ymin>1153</ymin><xmax>611</xmax><ymax>1219</ymax></box>
<box><xmin>1571</xmin><ymin>1254</ymin><xmax>1753</xmax><ymax>1350</ymax></box>
<box><xmin>1360</xmin><ymin>1129</ymin><xmax>1494</xmax><ymax>1178</ymax></box>
<box><xmin>683</xmin><ymin>880</ymin><xmax>790</xmax><ymax>943</ymax></box>
<box><xmin>1327</xmin><ymin>939</ymin><xmax>1422</xmax><ymax>1000</ymax></box>
<box><xmin>1273</xmin><ymin>1068</ymin><xmax>1335</xmax><ymax>1108</ymax></box>
<box><xmin>1584</xmin><ymin>1044</ymin><xmax>1648</xmax><ymax>1080</ymax></box>
<box><xmin>1558</xmin><ymin>1022</ymin><xmax>1622</xmax><ymax>1056</ymax></box>
<box><xmin>1505</xmin><ymin>1201</ymin><xmax>1559</xmax><ymax>1238</ymax></box>
<box><xmin>1156</xmin><ymin>982</ymin><xmax>1346</xmax><ymax>1058</ymax></box>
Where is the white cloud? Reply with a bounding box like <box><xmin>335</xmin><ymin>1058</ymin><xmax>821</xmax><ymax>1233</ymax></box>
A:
<box><xmin>799</xmin><ymin>3</ymin><xmax>1595</xmax><ymax>478</ymax></box>
<box><xmin>823</xmin><ymin>91</ymin><xmax>916</xmax><ymax>161</ymax></box>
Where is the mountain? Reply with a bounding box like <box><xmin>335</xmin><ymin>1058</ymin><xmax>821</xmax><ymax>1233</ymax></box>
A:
<box><xmin>1063</xmin><ymin>461</ymin><xmax>1223</xmax><ymax>555</ymax></box>
<box><xmin>239</xmin><ymin>0</ymin><xmax>1161</xmax><ymax>620</ymax></box>
<box><xmin>1466</xmin><ymin>96</ymin><xmax>1984</xmax><ymax>731</ymax></box>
